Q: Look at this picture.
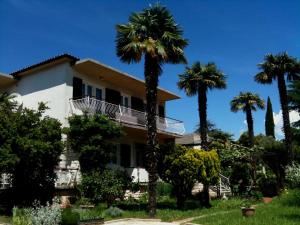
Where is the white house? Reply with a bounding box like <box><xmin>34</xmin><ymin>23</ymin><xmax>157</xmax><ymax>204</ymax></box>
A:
<box><xmin>0</xmin><ymin>54</ymin><xmax>185</xmax><ymax>188</ymax></box>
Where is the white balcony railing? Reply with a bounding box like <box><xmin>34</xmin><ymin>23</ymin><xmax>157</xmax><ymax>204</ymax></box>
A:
<box><xmin>69</xmin><ymin>97</ymin><xmax>185</xmax><ymax>135</ymax></box>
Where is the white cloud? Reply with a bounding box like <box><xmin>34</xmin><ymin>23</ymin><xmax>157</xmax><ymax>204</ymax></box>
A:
<box><xmin>273</xmin><ymin>110</ymin><xmax>300</xmax><ymax>138</ymax></box>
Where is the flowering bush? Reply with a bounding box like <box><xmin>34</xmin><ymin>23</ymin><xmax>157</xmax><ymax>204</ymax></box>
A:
<box><xmin>12</xmin><ymin>198</ymin><xmax>62</xmax><ymax>225</ymax></box>
<box><xmin>286</xmin><ymin>162</ymin><xmax>300</xmax><ymax>188</ymax></box>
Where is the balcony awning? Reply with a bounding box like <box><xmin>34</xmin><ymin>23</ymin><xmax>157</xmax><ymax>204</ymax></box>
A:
<box><xmin>73</xmin><ymin>59</ymin><xmax>180</xmax><ymax>102</ymax></box>
<box><xmin>0</xmin><ymin>72</ymin><xmax>16</xmax><ymax>88</ymax></box>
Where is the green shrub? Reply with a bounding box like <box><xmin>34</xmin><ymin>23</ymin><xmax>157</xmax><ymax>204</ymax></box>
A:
<box><xmin>104</xmin><ymin>207</ymin><xmax>123</xmax><ymax>218</ymax></box>
<box><xmin>156</xmin><ymin>182</ymin><xmax>173</xmax><ymax>197</ymax></box>
<box><xmin>258</xmin><ymin>174</ymin><xmax>278</xmax><ymax>197</ymax></box>
<box><xmin>230</xmin><ymin>162</ymin><xmax>252</xmax><ymax>195</ymax></box>
<box><xmin>12</xmin><ymin>207</ymin><xmax>31</xmax><ymax>225</ymax></box>
<box><xmin>80</xmin><ymin>169</ymin><xmax>131</xmax><ymax>206</ymax></box>
<box><xmin>61</xmin><ymin>209</ymin><xmax>80</xmax><ymax>225</ymax></box>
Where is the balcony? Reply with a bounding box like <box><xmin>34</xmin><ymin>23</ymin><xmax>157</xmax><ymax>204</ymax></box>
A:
<box><xmin>69</xmin><ymin>96</ymin><xmax>185</xmax><ymax>135</ymax></box>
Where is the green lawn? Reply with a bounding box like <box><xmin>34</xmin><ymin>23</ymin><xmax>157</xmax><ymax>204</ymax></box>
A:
<box><xmin>193</xmin><ymin>189</ymin><xmax>300</xmax><ymax>225</ymax></box>
<box><xmin>103</xmin><ymin>197</ymin><xmax>258</xmax><ymax>222</ymax></box>
<box><xmin>0</xmin><ymin>215</ymin><xmax>11</xmax><ymax>223</ymax></box>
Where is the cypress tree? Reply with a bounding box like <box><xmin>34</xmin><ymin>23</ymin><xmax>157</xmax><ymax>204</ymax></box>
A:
<box><xmin>265</xmin><ymin>96</ymin><xmax>275</xmax><ymax>138</ymax></box>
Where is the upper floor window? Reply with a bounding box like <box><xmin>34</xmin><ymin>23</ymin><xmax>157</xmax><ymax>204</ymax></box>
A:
<box><xmin>96</xmin><ymin>88</ymin><xmax>102</xmax><ymax>100</ymax></box>
<box><xmin>87</xmin><ymin>85</ymin><xmax>93</xmax><ymax>97</ymax></box>
<box><xmin>159</xmin><ymin>105</ymin><xmax>165</xmax><ymax>118</ymax></box>
<box><xmin>82</xmin><ymin>83</ymin><xmax>86</xmax><ymax>97</ymax></box>
<box><xmin>121</xmin><ymin>95</ymin><xmax>129</xmax><ymax>108</ymax></box>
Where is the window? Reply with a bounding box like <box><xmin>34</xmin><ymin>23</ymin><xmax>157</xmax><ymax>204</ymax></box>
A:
<box><xmin>73</xmin><ymin>77</ymin><xmax>83</xmax><ymax>98</ymax></box>
<box><xmin>105</xmin><ymin>88</ymin><xmax>121</xmax><ymax>105</ymax></box>
<box><xmin>96</xmin><ymin>88</ymin><xmax>102</xmax><ymax>100</ymax></box>
<box><xmin>109</xmin><ymin>144</ymin><xmax>118</xmax><ymax>164</ymax></box>
<box><xmin>121</xmin><ymin>95</ymin><xmax>130</xmax><ymax>114</ymax></box>
<box><xmin>120</xmin><ymin>144</ymin><xmax>131</xmax><ymax>168</ymax></box>
<box><xmin>159</xmin><ymin>105</ymin><xmax>165</xmax><ymax>118</ymax></box>
<box><xmin>87</xmin><ymin>85</ymin><xmax>93</xmax><ymax>97</ymax></box>
<box><xmin>135</xmin><ymin>143</ymin><xmax>146</xmax><ymax>168</ymax></box>
<box><xmin>131</xmin><ymin>96</ymin><xmax>144</xmax><ymax>111</ymax></box>
<box><xmin>123</xmin><ymin>96</ymin><xmax>129</xmax><ymax>108</ymax></box>
<box><xmin>82</xmin><ymin>83</ymin><xmax>86</xmax><ymax>96</ymax></box>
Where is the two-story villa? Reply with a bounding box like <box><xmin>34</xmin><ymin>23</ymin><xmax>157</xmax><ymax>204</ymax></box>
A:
<box><xmin>0</xmin><ymin>54</ymin><xmax>185</xmax><ymax>188</ymax></box>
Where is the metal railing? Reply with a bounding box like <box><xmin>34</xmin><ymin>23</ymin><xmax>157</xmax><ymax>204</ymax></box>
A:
<box><xmin>69</xmin><ymin>96</ymin><xmax>185</xmax><ymax>135</ymax></box>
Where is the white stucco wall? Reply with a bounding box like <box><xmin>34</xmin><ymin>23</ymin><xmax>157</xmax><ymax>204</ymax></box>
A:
<box><xmin>7</xmin><ymin>63</ymin><xmax>70</xmax><ymax>127</ymax></box>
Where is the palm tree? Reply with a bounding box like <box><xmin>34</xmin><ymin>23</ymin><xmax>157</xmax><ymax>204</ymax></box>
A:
<box><xmin>288</xmin><ymin>81</ymin><xmax>300</xmax><ymax>121</ymax></box>
<box><xmin>115</xmin><ymin>4</ymin><xmax>187</xmax><ymax>216</ymax></box>
<box><xmin>178</xmin><ymin>62</ymin><xmax>226</xmax><ymax>149</ymax></box>
<box><xmin>178</xmin><ymin>62</ymin><xmax>226</xmax><ymax>207</ymax></box>
<box><xmin>255</xmin><ymin>52</ymin><xmax>300</xmax><ymax>161</ymax></box>
<box><xmin>230</xmin><ymin>92</ymin><xmax>265</xmax><ymax>147</ymax></box>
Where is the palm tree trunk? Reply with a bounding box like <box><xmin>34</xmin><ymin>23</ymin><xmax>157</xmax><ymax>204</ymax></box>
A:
<box><xmin>246</xmin><ymin>105</ymin><xmax>257</xmax><ymax>185</ymax></box>
<box><xmin>277</xmin><ymin>74</ymin><xmax>293</xmax><ymax>163</ymax></box>
<box><xmin>198</xmin><ymin>86</ymin><xmax>211</xmax><ymax>206</ymax></box>
<box><xmin>198</xmin><ymin>85</ymin><xmax>208</xmax><ymax>149</ymax></box>
<box><xmin>144</xmin><ymin>53</ymin><xmax>159</xmax><ymax>217</ymax></box>
<box><xmin>245</xmin><ymin>105</ymin><xmax>254</xmax><ymax>147</ymax></box>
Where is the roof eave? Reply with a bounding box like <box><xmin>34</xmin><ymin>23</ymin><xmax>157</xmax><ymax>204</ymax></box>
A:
<box><xmin>74</xmin><ymin>58</ymin><xmax>180</xmax><ymax>101</ymax></box>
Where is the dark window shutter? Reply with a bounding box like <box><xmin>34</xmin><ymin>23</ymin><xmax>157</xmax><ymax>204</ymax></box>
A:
<box><xmin>120</xmin><ymin>144</ymin><xmax>131</xmax><ymax>167</ymax></box>
<box><xmin>159</xmin><ymin>105</ymin><xmax>165</xmax><ymax>118</ymax></box>
<box><xmin>73</xmin><ymin>77</ymin><xmax>83</xmax><ymax>98</ymax></box>
<box><xmin>105</xmin><ymin>88</ymin><xmax>121</xmax><ymax>105</ymax></box>
<box><xmin>131</xmin><ymin>97</ymin><xmax>145</xmax><ymax>112</ymax></box>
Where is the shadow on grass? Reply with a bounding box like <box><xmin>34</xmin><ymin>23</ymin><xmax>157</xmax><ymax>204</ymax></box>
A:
<box><xmin>115</xmin><ymin>198</ymin><xmax>204</xmax><ymax>211</ymax></box>
<box><xmin>278</xmin><ymin>189</ymin><xmax>300</xmax><ymax>207</ymax></box>
<box><xmin>280</xmin><ymin>214</ymin><xmax>300</xmax><ymax>222</ymax></box>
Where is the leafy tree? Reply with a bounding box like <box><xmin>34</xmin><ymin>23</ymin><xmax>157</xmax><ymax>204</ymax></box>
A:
<box><xmin>158</xmin><ymin>144</ymin><xmax>198</xmax><ymax>209</ymax></box>
<box><xmin>158</xmin><ymin>144</ymin><xmax>220</xmax><ymax>209</ymax></box>
<box><xmin>255</xmin><ymin>135</ymin><xmax>287</xmax><ymax>191</ymax></box>
<box><xmin>238</xmin><ymin>132</ymin><xmax>252</xmax><ymax>147</ymax></box>
<box><xmin>0</xmin><ymin>95</ymin><xmax>63</xmax><ymax>207</ymax></box>
<box><xmin>265</xmin><ymin>97</ymin><xmax>275</xmax><ymax>138</ymax></box>
<box><xmin>230</xmin><ymin>92</ymin><xmax>265</xmax><ymax>147</ymax></box>
<box><xmin>66</xmin><ymin>113</ymin><xmax>122</xmax><ymax>173</ymax></box>
<box><xmin>178</xmin><ymin>62</ymin><xmax>226</xmax><ymax>149</ymax></box>
<box><xmin>116</xmin><ymin>4</ymin><xmax>188</xmax><ymax>216</ymax></box>
<box><xmin>195</xmin><ymin>121</ymin><xmax>233</xmax><ymax>147</ymax></box>
<box><xmin>255</xmin><ymin>52</ymin><xmax>300</xmax><ymax>161</ymax></box>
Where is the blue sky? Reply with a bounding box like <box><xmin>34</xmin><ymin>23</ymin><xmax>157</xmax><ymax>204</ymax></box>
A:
<box><xmin>0</xmin><ymin>0</ymin><xmax>300</xmax><ymax>139</ymax></box>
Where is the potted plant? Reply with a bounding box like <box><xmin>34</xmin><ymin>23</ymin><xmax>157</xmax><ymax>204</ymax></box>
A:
<box><xmin>241</xmin><ymin>203</ymin><xmax>255</xmax><ymax>217</ymax></box>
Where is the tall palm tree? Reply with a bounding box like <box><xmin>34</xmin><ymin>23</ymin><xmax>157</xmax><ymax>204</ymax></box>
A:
<box><xmin>255</xmin><ymin>52</ymin><xmax>300</xmax><ymax>161</ymax></box>
<box><xmin>178</xmin><ymin>62</ymin><xmax>226</xmax><ymax>207</ymax></box>
<box><xmin>288</xmin><ymin>81</ymin><xmax>300</xmax><ymax>122</ymax></box>
<box><xmin>116</xmin><ymin>4</ymin><xmax>187</xmax><ymax>216</ymax></box>
<box><xmin>230</xmin><ymin>92</ymin><xmax>265</xmax><ymax>147</ymax></box>
<box><xmin>178</xmin><ymin>62</ymin><xmax>226</xmax><ymax>149</ymax></box>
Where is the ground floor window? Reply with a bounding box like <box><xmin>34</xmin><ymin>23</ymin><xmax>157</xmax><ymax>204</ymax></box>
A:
<box><xmin>109</xmin><ymin>144</ymin><xmax>118</xmax><ymax>164</ymax></box>
<box><xmin>120</xmin><ymin>144</ymin><xmax>131</xmax><ymax>167</ymax></box>
<box><xmin>135</xmin><ymin>143</ymin><xmax>146</xmax><ymax>168</ymax></box>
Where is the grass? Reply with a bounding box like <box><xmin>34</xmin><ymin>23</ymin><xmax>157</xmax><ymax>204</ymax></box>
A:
<box><xmin>193</xmin><ymin>189</ymin><xmax>300</xmax><ymax>225</ymax></box>
<box><xmin>80</xmin><ymin>196</ymin><xmax>258</xmax><ymax>222</ymax></box>
<box><xmin>0</xmin><ymin>215</ymin><xmax>11</xmax><ymax>223</ymax></box>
